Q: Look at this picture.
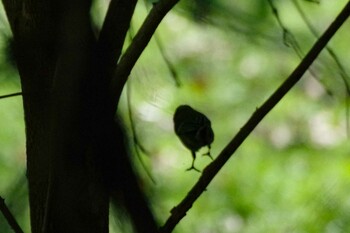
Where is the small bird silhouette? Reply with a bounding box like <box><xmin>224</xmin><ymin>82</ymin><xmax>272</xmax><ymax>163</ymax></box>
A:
<box><xmin>173</xmin><ymin>105</ymin><xmax>214</xmax><ymax>171</ymax></box>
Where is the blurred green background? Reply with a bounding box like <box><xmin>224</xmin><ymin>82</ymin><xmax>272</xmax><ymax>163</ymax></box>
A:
<box><xmin>1</xmin><ymin>0</ymin><xmax>350</xmax><ymax>232</ymax></box>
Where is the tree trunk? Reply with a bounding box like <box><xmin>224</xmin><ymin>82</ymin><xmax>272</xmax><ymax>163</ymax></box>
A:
<box><xmin>2</xmin><ymin>0</ymin><xmax>159</xmax><ymax>232</ymax></box>
<box><xmin>3</xmin><ymin>1</ymin><xmax>110</xmax><ymax>232</ymax></box>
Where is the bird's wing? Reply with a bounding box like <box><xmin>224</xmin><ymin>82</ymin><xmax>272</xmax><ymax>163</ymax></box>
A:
<box><xmin>175</xmin><ymin>121</ymin><xmax>199</xmax><ymax>135</ymax></box>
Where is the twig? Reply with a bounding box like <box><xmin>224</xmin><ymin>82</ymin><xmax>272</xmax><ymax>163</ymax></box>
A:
<box><xmin>126</xmin><ymin>79</ymin><xmax>156</xmax><ymax>184</ymax></box>
<box><xmin>267</xmin><ymin>0</ymin><xmax>333</xmax><ymax>96</ymax></box>
<box><xmin>304</xmin><ymin>0</ymin><xmax>320</xmax><ymax>3</ymax></box>
<box><xmin>0</xmin><ymin>196</ymin><xmax>24</xmax><ymax>233</ymax></box>
<box><xmin>267</xmin><ymin>0</ymin><xmax>302</xmax><ymax>51</ymax></box>
<box><xmin>141</xmin><ymin>0</ymin><xmax>181</xmax><ymax>87</ymax></box>
<box><xmin>160</xmin><ymin>2</ymin><xmax>350</xmax><ymax>232</ymax></box>
<box><xmin>153</xmin><ymin>33</ymin><xmax>181</xmax><ymax>87</ymax></box>
<box><xmin>293</xmin><ymin>0</ymin><xmax>350</xmax><ymax>93</ymax></box>
<box><xmin>292</xmin><ymin>0</ymin><xmax>350</xmax><ymax>135</ymax></box>
<box><xmin>0</xmin><ymin>92</ymin><xmax>22</xmax><ymax>99</ymax></box>
<box><xmin>110</xmin><ymin>0</ymin><xmax>180</xmax><ymax>109</ymax></box>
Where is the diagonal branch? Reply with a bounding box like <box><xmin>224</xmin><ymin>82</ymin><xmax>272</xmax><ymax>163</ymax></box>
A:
<box><xmin>292</xmin><ymin>0</ymin><xmax>350</xmax><ymax>135</ymax></box>
<box><xmin>160</xmin><ymin>1</ymin><xmax>350</xmax><ymax>232</ymax></box>
<box><xmin>110</xmin><ymin>0</ymin><xmax>180</xmax><ymax>109</ymax></box>
<box><xmin>97</xmin><ymin>0</ymin><xmax>137</xmax><ymax>76</ymax></box>
<box><xmin>0</xmin><ymin>196</ymin><xmax>24</xmax><ymax>233</ymax></box>
<box><xmin>267</xmin><ymin>0</ymin><xmax>333</xmax><ymax>96</ymax></box>
<box><xmin>0</xmin><ymin>92</ymin><xmax>22</xmax><ymax>99</ymax></box>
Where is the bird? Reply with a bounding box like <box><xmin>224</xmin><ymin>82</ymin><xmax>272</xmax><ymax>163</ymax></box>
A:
<box><xmin>173</xmin><ymin>105</ymin><xmax>214</xmax><ymax>171</ymax></box>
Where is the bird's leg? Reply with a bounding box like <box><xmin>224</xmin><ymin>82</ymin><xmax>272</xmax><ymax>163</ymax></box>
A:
<box><xmin>186</xmin><ymin>151</ymin><xmax>200</xmax><ymax>172</ymax></box>
<box><xmin>186</xmin><ymin>162</ymin><xmax>200</xmax><ymax>172</ymax></box>
<box><xmin>202</xmin><ymin>145</ymin><xmax>213</xmax><ymax>160</ymax></box>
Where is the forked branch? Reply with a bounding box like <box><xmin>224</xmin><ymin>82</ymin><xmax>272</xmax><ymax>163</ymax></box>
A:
<box><xmin>110</xmin><ymin>0</ymin><xmax>180</xmax><ymax>109</ymax></box>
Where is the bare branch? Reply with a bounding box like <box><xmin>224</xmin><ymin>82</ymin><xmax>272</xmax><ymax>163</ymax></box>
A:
<box><xmin>110</xmin><ymin>0</ymin><xmax>180</xmax><ymax>109</ymax></box>
<box><xmin>292</xmin><ymin>0</ymin><xmax>350</xmax><ymax>135</ymax></box>
<box><xmin>160</xmin><ymin>2</ymin><xmax>350</xmax><ymax>232</ymax></box>
<box><xmin>153</xmin><ymin>33</ymin><xmax>181</xmax><ymax>87</ymax></box>
<box><xmin>140</xmin><ymin>0</ymin><xmax>180</xmax><ymax>86</ymax></box>
<box><xmin>126</xmin><ymin>80</ymin><xmax>156</xmax><ymax>184</ymax></box>
<box><xmin>97</xmin><ymin>0</ymin><xmax>137</xmax><ymax>76</ymax></box>
<box><xmin>267</xmin><ymin>0</ymin><xmax>333</xmax><ymax>96</ymax></box>
<box><xmin>0</xmin><ymin>196</ymin><xmax>24</xmax><ymax>233</ymax></box>
<box><xmin>0</xmin><ymin>92</ymin><xmax>22</xmax><ymax>99</ymax></box>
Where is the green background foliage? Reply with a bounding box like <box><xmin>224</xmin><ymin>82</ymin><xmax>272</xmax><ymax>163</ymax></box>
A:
<box><xmin>1</xmin><ymin>0</ymin><xmax>350</xmax><ymax>232</ymax></box>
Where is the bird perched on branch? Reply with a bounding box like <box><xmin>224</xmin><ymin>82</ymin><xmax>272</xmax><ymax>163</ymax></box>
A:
<box><xmin>173</xmin><ymin>105</ymin><xmax>214</xmax><ymax>171</ymax></box>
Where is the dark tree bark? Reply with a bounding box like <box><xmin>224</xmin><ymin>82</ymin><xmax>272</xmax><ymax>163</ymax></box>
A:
<box><xmin>2</xmin><ymin>0</ymin><xmax>158</xmax><ymax>232</ymax></box>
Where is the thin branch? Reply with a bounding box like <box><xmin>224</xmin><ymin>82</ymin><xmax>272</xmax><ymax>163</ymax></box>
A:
<box><xmin>97</xmin><ymin>0</ymin><xmax>137</xmax><ymax>76</ymax></box>
<box><xmin>267</xmin><ymin>0</ymin><xmax>302</xmax><ymax>51</ymax></box>
<box><xmin>130</xmin><ymin>2</ymin><xmax>181</xmax><ymax>87</ymax></box>
<box><xmin>0</xmin><ymin>196</ymin><xmax>24</xmax><ymax>233</ymax></box>
<box><xmin>142</xmin><ymin>0</ymin><xmax>180</xmax><ymax>86</ymax></box>
<box><xmin>304</xmin><ymin>0</ymin><xmax>320</xmax><ymax>3</ymax></box>
<box><xmin>153</xmin><ymin>33</ymin><xmax>181</xmax><ymax>87</ymax></box>
<box><xmin>293</xmin><ymin>0</ymin><xmax>350</xmax><ymax>135</ymax></box>
<box><xmin>267</xmin><ymin>0</ymin><xmax>333</xmax><ymax>96</ymax></box>
<box><xmin>160</xmin><ymin>2</ymin><xmax>350</xmax><ymax>232</ymax></box>
<box><xmin>110</xmin><ymin>0</ymin><xmax>180</xmax><ymax>109</ymax></box>
<box><xmin>126</xmin><ymin>80</ymin><xmax>156</xmax><ymax>184</ymax></box>
<box><xmin>293</xmin><ymin>0</ymin><xmax>350</xmax><ymax>92</ymax></box>
<box><xmin>0</xmin><ymin>92</ymin><xmax>22</xmax><ymax>99</ymax></box>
